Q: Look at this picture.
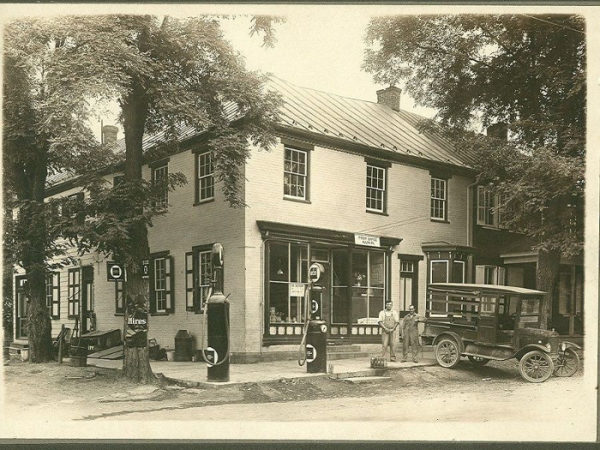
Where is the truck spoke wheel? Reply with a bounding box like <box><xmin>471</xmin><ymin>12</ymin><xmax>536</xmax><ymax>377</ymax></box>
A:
<box><xmin>519</xmin><ymin>350</ymin><xmax>554</xmax><ymax>383</ymax></box>
<box><xmin>554</xmin><ymin>348</ymin><xmax>579</xmax><ymax>377</ymax></box>
<box><xmin>435</xmin><ymin>338</ymin><xmax>460</xmax><ymax>368</ymax></box>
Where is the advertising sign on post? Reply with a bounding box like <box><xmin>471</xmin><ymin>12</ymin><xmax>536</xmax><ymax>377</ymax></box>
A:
<box><xmin>106</xmin><ymin>262</ymin><xmax>126</xmax><ymax>282</ymax></box>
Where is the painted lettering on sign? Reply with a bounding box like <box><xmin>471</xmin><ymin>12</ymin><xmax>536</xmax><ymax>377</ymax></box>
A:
<box><xmin>311</xmin><ymin>299</ymin><xmax>319</xmax><ymax>314</ymax></box>
<box><xmin>289</xmin><ymin>282</ymin><xmax>306</xmax><ymax>297</ymax></box>
<box><xmin>354</xmin><ymin>233</ymin><xmax>381</xmax><ymax>247</ymax></box>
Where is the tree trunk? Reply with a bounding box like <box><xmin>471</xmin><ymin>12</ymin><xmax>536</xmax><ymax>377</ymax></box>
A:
<box><xmin>536</xmin><ymin>248</ymin><xmax>561</xmax><ymax>330</ymax></box>
<box><xmin>18</xmin><ymin>155</ymin><xmax>53</xmax><ymax>363</ymax></box>
<box><xmin>121</xmin><ymin>40</ymin><xmax>153</xmax><ymax>381</ymax></box>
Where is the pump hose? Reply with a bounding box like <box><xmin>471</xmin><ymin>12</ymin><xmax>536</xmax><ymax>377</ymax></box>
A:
<box><xmin>297</xmin><ymin>285</ymin><xmax>311</xmax><ymax>366</ymax></box>
<box><xmin>199</xmin><ymin>290</ymin><xmax>231</xmax><ymax>367</ymax></box>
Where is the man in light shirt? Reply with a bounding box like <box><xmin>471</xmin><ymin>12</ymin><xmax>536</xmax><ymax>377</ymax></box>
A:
<box><xmin>378</xmin><ymin>301</ymin><xmax>399</xmax><ymax>361</ymax></box>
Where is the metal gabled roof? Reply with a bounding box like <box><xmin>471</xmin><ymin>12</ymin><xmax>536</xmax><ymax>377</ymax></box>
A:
<box><xmin>268</xmin><ymin>76</ymin><xmax>475</xmax><ymax>169</ymax></box>
<box><xmin>47</xmin><ymin>76</ymin><xmax>475</xmax><ymax>189</ymax></box>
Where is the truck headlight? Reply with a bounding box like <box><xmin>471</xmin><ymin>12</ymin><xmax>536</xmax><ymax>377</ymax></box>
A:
<box><xmin>560</xmin><ymin>342</ymin><xmax>567</xmax><ymax>352</ymax></box>
<box><xmin>545</xmin><ymin>343</ymin><xmax>552</xmax><ymax>352</ymax></box>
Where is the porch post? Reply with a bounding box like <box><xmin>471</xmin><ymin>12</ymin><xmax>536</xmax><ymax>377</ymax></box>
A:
<box><xmin>569</xmin><ymin>265</ymin><xmax>576</xmax><ymax>336</ymax></box>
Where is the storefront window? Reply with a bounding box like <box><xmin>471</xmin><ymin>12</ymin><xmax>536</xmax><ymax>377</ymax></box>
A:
<box><xmin>351</xmin><ymin>250</ymin><xmax>385</xmax><ymax>324</ymax></box>
<box><xmin>268</xmin><ymin>242</ymin><xmax>308</xmax><ymax>323</ymax></box>
<box><xmin>331</xmin><ymin>249</ymin><xmax>349</xmax><ymax>324</ymax></box>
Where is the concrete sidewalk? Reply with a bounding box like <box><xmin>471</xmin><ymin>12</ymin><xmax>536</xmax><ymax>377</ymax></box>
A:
<box><xmin>88</xmin><ymin>350</ymin><xmax>437</xmax><ymax>387</ymax></box>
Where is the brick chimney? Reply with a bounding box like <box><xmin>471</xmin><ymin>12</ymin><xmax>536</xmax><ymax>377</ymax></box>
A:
<box><xmin>102</xmin><ymin>125</ymin><xmax>118</xmax><ymax>145</ymax></box>
<box><xmin>376</xmin><ymin>86</ymin><xmax>402</xmax><ymax>111</ymax></box>
<box><xmin>486</xmin><ymin>123</ymin><xmax>508</xmax><ymax>141</ymax></box>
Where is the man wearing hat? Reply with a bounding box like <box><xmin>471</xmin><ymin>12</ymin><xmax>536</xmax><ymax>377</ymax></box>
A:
<box><xmin>401</xmin><ymin>305</ymin><xmax>425</xmax><ymax>363</ymax></box>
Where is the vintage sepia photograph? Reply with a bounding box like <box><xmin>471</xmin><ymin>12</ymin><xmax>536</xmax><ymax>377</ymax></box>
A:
<box><xmin>1</xmin><ymin>3</ymin><xmax>597</xmax><ymax>443</ymax></box>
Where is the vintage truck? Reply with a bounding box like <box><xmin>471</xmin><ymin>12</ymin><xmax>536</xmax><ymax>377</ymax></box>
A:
<box><xmin>421</xmin><ymin>283</ymin><xmax>580</xmax><ymax>383</ymax></box>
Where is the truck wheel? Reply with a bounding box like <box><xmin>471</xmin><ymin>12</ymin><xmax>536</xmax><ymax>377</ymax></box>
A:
<box><xmin>519</xmin><ymin>350</ymin><xmax>554</xmax><ymax>383</ymax></box>
<box><xmin>554</xmin><ymin>348</ymin><xmax>579</xmax><ymax>377</ymax></box>
<box><xmin>435</xmin><ymin>338</ymin><xmax>461</xmax><ymax>368</ymax></box>
<box><xmin>468</xmin><ymin>355</ymin><xmax>490</xmax><ymax>366</ymax></box>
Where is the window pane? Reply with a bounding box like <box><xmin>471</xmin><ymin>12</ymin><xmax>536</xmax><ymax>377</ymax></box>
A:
<box><xmin>431</xmin><ymin>261</ymin><xmax>447</xmax><ymax>283</ymax></box>
<box><xmin>400</xmin><ymin>277</ymin><xmax>413</xmax><ymax>311</ymax></box>
<box><xmin>351</xmin><ymin>286</ymin><xmax>369</xmax><ymax>323</ymax></box>
<box><xmin>369</xmin><ymin>289</ymin><xmax>384</xmax><ymax>318</ymax></box>
<box><xmin>332</xmin><ymin>287</ymin><xmax>349</xmax><ymax>323</ymax></box>
<box><xmin>370</xmin><ymin>252</ymin><xmax>385</xmax><ymax>288</ymax></box>
<box><xmin>270</xmin><ymin>243</ymin><xmax>289</xmax><ymax>281</ymax></box>
<box><xmin>352</xmin><ymin>251</ymin><xmax>368</xmax><ymax>286</ymax></box>
<box><xmin>451</xmin><ymin>262</ymin><xmax>464</xmax><ymax>283</ymax></box>
<box><xmin>332</xmin><ymin>249</ymin><xmax>349</xmax><ymax>286</ymax></box>
<box><xmin>269</xmin><ymin>282</ymin><xmax>288</xmax><ymax>322</ymax></box>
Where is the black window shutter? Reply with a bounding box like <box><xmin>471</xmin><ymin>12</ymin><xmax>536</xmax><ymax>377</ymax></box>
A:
<box><xmin>192</xmin><ymin>251</ymin><xmax>200</xmax><ymax>312</ymax></box>
<box><xmin>149</xmin><ymin>259</ymin><xmax>156</xmax><ymax>314</ymax></box>
<box><xmin>166</xmin><ymin>255</ymin><xmax>175</xmax><ymax>313</ymax></box>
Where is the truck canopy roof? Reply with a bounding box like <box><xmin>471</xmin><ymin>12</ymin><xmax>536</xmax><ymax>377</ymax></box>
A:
<box><xmin>428</xmin><ymin>283</ymin><xmax>546</xmax><ymax>296</ymax></box>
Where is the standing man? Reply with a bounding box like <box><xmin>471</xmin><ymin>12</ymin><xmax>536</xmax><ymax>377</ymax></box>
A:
<box><xmin>401</xmin><ymin>305</ymin><xmax>425</xmax><ymax>363</ymax></box>
<box><xmin>378</xmin><ymin>301</ymin><xmax>399</xmax><ymax>361</ymax></box>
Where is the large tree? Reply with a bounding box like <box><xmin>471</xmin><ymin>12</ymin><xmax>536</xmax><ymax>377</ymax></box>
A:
<box><xmin>57</xmin><ymin>15</ymin><xmax>282</xmax><ymax>382</ymax></box>
<box><xmin>3</xmin><ymin>18</ymin><xmax>116</xmax><ymax>361</ymax></box>
<box><xmin>364</xmin><ymin>14</ymin><xmax>585</xmax><ymax>327</ymax></box>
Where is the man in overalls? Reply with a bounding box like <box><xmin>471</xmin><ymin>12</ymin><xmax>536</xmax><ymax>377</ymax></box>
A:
<box><xmin>401</xmin><ymin>305</ymin><xmax>425</xmax><ymax>362</ymax></box>
<box><xmin>378</xmin><ymin>301</ymin><xmax>399</xmax><ymax>361</ymax></box>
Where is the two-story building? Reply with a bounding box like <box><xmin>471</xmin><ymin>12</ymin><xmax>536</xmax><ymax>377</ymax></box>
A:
<box><xmin>13</xmin><ymin>77</ymin><xmax>583</xmax><ymax>360</ymax></box>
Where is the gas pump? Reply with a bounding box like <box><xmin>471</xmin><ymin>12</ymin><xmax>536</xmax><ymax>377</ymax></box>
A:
<box><xmin>200</xmin><ymin>243</ymin><xmax>230</xmax><ymax>382</ymax></box>
<box><xmin>298</xmin><ymin>262</ymin><xmax>328</xmax><ymax>373</ymax></box>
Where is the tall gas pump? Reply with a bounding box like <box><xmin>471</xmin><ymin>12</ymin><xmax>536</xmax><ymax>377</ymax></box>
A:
<box><xmin>204</xmin><ymin>243</ymin><xmax>230</xmax><ymax>382</ymax></box>
<box><xmin>298</xmin><ymin>262</ymin><xmax>328</xmax><ymax>373</ymax></box>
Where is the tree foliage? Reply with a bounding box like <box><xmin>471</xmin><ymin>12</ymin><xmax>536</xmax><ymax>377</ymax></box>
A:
<box><xmin>364</xmin><ymin>14</ymin><xmax>585</xmax><ymax>257</ymax></box>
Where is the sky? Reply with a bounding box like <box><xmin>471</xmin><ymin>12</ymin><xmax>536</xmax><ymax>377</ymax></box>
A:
<box><xmin>92</xmin><ymin>10</ymin><xmax>437</xmax><ymax>140</ymax></box>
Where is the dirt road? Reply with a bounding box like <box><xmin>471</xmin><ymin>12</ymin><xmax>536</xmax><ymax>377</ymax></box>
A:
<box><xmin>1</xmin><ymin>358</ymin><xmax>594</xmax><ymax>441</ymax></box>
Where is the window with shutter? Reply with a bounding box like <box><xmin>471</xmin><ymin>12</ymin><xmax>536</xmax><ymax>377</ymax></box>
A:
<box><xmin>150</xmin><ymin>252</ymin><xmax>174</xmax><ymax>314</ymax></box>
<box><xmin>46</xmin><ymin>272</ymin><xmax>60</xmax><ymax>319</ymax></box>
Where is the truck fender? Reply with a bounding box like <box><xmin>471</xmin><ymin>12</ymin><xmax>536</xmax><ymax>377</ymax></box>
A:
<box><xmin>514</xmin><ymin>344</ymin><xmax>550</xmax><ymax>360</ymax></box>
<box><xmin>560</xmin><ymin>341</ymin><xmax>581</xmax><ymax>350</ymax></box>
<box><xmin>432</xmin><ymin>332</ymin><xmax>465</xmax><ymax>354</ymax></box>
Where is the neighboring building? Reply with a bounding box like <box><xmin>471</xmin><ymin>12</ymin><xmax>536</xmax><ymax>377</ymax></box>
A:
<box><xmin>12</xmin><ymin>77</ymin><xmax>583</xmax><ymax>360</ymax></box>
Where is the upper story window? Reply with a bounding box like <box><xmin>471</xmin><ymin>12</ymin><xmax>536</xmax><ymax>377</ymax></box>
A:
<box><xmin>366</xmin><ymin>164</ymin><xmax>386</xmax><ymax>213</ymax></box>
<box><xmin>283</xmin><ymin>146</ymin><xmax>308</xmax><ymax>200</ymax></box>
<box><xmin>430</xmin><ymin>177</ymin><xmax>447</xmax><ymax>221</ymax></box>
<box><xmin>196</xmin><ymin>151</ymin><xmax>214</xmax><ymax>203</ymax></box>
<box><xmin>151</xmin><ymin>163</ymin><xmax>169</xmax><ymax>209</ymax></box>
<box><xmin>477</xmin><ymin>186</ymin><xmax>503</xmax><ymax>227</ymax></box>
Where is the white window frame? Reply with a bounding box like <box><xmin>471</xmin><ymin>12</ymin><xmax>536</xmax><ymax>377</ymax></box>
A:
<box><xmin>477</xmin><ymin>186</ymin><xmax>505</xmax><ymax>228</ymax></box>
<box><xmin>366</xmin><ymin>164</ymin><xmax>386</xmax><ymax>213</ymax></box>
<box><xmin>152</xmin><ymin>164</ymin><xmax>169</xmax><ymax>209</ymax></box>
<box><xmin>430</xmin><ymin>177</ymin><xmax>447</xmax><ymax>221</ymax></box>
<box><xmin>283</xmin><ymin>147</ymin><xmax>308</xmax><ymax>200</ymax></box>
<box><xmin>154</xmin><ymin>257</ymin><xmax>167</xmax><ymax>313</ymax></box>
<box><xmin>197</xmin><ymin>151</ymin><xmax>214</xmax><ymax>203</ymax></box>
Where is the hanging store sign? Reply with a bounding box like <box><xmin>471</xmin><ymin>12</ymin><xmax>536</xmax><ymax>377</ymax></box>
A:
<box><xmin>141</xmin><ymin>260</ymin><xmax>150</xmax><ymax>279</ymax></box>
<box><xmin>106</xmin><ymin>262</ymin><xmax>126</xmax><ymax>282</ymax></box>
<box><xmin>289</xmin><ymin>282</ymin><xmax>306</xmax><ymax>297</ymax></box>
<box><xmin>354</xmin><ymin>233</ymin><xmax>380</xmax><ymax>247</ymax></box>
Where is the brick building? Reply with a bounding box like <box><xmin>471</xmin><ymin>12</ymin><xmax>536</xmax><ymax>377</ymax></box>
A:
<box><xmin>12</xmin><ymin>77</ymin><xmax>584</xmax><ymax>360</ymax></box>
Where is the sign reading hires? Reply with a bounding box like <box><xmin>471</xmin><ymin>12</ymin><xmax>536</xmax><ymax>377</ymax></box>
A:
<box><xmin>354</xmin><ymin>233</ymin><xmax>381</xmax><ymax>247</ymax></box>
